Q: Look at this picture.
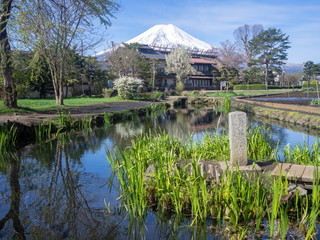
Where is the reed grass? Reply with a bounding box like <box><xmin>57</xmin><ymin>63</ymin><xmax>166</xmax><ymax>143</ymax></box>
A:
<box><xmin>282</xmin><ymin>138</ymin><xmax>320</xmax><ymax>165</ymax></box>
<box><xmin>34</xmin><ymin>120</ymin><xmax>54</xmax><ymax>142</ymax></box>
<box><xmin>107</xmin><ymin>130</ymin><xmax>320</xmax><ymax>239</ymax></box>
<box><xmin>58</xmin><ymin>110</ymin><xmax>73</xmax><ymax>128</ymax></box>
<box><xmin>0</xmin><ymin>125</ymin><xmax>17</xmax><ymax>152</ymax></box>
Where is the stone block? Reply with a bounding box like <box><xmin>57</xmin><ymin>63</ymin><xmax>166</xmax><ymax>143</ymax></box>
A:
<box><xmin>271</xmin><ymin>163</ymin><xmax>292</xmax><ymax>178</ymax></box>
<box><xmin>287</xmin><ymin>164</ymin><xmax>306</xmax><ymax>181</ymax></box>
<box><xmin>229</xmin><ymin>111</ymin><xmax>247</xmax><ymax>166</ymax></box>
<box><xmin>301</xmin><ymin>166</ymin><xmax>320</xmax><ymax>183</ymax></box>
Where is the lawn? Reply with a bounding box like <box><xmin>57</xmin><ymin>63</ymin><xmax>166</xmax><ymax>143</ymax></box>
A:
<box><xmin>0</xmin><ymin>96</ymin><xmax>133</xmax><ymax>114</ymax></box>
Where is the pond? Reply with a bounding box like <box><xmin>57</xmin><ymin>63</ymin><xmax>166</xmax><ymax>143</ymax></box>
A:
<box><xmin>0</xmin><ymin>107</ymin><xmax>319</xmax><ymax>239</ymax></box>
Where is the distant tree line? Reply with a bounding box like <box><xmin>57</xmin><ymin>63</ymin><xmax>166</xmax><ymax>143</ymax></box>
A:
<box><xmin>219</xmin><ymin>24</ymin><xmax>320</xmax><ymax>90</ymax></box>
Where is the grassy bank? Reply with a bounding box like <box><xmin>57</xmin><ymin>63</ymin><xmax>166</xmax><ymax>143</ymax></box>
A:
<box><xmin>0</xmin><ymin>96</ymin><xmax>135</xmax><ymax>114</ymax></box>
<box><xmin>185</xmin><ymin>89</ymin><xmax>294</xmax><ymax>98</ymax></box>
<box><xmin>0</xmin><ymin>103</ymin><xmax>169</xmax><ymax>150</ymax></box>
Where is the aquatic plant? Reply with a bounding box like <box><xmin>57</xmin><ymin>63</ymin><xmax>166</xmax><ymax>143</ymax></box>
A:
<box><xmin>247</xmin><ymin>126</ymin><xmax>277</xmax><ymax>161</ymax></box>
<box><xmin>0</xmin><ymin>125</ymin><xmax>17</xmax><ymax>152</ymax></box>
<box><xmin>310</xmin><ymin>99</ymin><xmax>320</xmax><ymax>106</ymax></box>
<box><xmin>107</xmin><ymin>130</ymin><xmax>320</xmax><ymax>239</ymax></box>
<box><xmin>221</xmin><ymin>96</ymin><xmax>231</xmax><ymax>114</ymax></box>
<box><xmin>77</xmin><ymin>115</ymin><xmax>93</xmax><ymax>130</ymax></box>
<box><xmin>34</xmin><ymin>121</ymin><xmax>53</xmax><ymax>142</ymax></box>
<box><xmin>58</xmin><ymin>110</ymin><xmax>73</xmax><ymax>128</ymax></box>
<box><xmin>282</xmin><ymin>138</ymin><xmax>320</xmax><ymax>165</ymax></box>
<box><xmin>149</xmin><ymin>103</ymin><xmax>167</xmax><ymax>119</ymax></box>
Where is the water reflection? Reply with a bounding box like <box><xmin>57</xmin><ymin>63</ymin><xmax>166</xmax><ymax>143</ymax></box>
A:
<box><xmin>0</xmin><ymin>108</ymin><xmax>319</xmax><ymax>239</ymax></box>
<box><xmin>0</xmin><ymin>152</ymin><xmax>25</xmax><ymax>239</ymax></box>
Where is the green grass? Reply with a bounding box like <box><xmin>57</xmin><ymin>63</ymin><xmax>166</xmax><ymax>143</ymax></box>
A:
<box><xmin>0</xmin><ymin>96</ymin><xmax>136</xmax><ymax>114</ymax></box>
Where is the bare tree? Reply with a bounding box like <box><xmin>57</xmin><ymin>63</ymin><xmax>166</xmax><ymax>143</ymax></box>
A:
<box><xmin>218</xmin><ymin>40</ymin><xmax>244</xmax><ymax>69</ymax></box>
<box><xmin>233</xmin><ymin>24</ymin><xmax>263</xmax><ymax>66</ymax></box>
<box><xmin>107</xmin><ymin>45</ymin><xmax>147</xmax><ymax>79</ymax></box>
<box><xmin>18</xmin><ymin>0</ymin><xmax>119</xmax><ymax>105</ymax></box>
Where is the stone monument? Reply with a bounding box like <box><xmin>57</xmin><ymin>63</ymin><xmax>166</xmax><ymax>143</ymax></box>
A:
<box><xmin>229</xmin><ymin>111</ymin><xmax>248</xmax><ymax>166</ymax></box>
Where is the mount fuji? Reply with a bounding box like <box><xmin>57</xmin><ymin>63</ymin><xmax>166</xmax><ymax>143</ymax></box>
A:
<box><xmin>95</xmin><ymin>24</ymin><xmax>214</xmax><ymax>57</ymax></box>
<box><xmin>126</xmin><ymin>24</ymin><xmax>213</xmax><ymax>50</ymax></box>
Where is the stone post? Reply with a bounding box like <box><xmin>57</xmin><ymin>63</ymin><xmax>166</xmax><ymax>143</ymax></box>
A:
<box><xmin>229</xmin><ymin>111</ymin><xmax>248</xmax><ymax>166</ymax></box>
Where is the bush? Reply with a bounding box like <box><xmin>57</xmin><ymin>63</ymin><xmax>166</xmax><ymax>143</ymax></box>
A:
<box><xmin>152</xmin><ymin>91</ymin><xmax>164</xmax><ymax>100</ymax></box>
<box><xmin>113</xmin><ymin>77</ymin><xmax>144</xmax><ymax>100</ymax></box>
<box><xmin>102</xmin><ymin>88</ymin><xmax>114</xmax><ymax>98</ymax></box>
<box><xmin>166</xmin><ymin>89</ymin><xmax>177</xmax><ymax>96</ymax></box>
<box><xmin>176</xmin><ymin>82</ymin><xmax>184</xmax><ymax>94</ymax></box>
<box><xmin>192</xmin><ymin>90</ymin><xmax>200</xmax><ymax>96</ymax></box>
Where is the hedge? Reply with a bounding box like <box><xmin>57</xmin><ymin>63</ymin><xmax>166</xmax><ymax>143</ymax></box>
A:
<box><xmin>302</xmin><ymin>80</ymin><xmax>319</xmax><ymax>89</ymax></box>
<box><xmin>233</xmin><ymin>84</ymin><xmax>266</xmax><ymax>90</ymax></box>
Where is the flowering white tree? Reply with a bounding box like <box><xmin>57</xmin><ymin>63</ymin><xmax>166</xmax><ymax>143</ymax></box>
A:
<box><xmin>113</xmin><ymin>77</ymin><xmax>143</xmax><ymax>99</ymax></box>
<box><xmin>165</xmin><ymin>47</ymin><xmax>191</xmax><ymax>83</ymax></box>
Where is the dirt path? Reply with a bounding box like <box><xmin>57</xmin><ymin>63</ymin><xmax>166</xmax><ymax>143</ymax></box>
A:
<box><xmin>0</xmin><ymin>101</ymin><xmax>154</xmax><ymax>124</ymax></box>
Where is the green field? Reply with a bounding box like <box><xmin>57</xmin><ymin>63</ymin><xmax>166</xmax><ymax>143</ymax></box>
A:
<box><xmin>0</xmin><ymin>96</ymin><xmax>132</xmax><ymax>114</ymax></box>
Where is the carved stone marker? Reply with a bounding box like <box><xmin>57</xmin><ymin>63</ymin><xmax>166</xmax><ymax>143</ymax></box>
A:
<box><xmin>229</xmin><ymin>111</ymin><xmax>248</xmax><ymax>166</ymax></box>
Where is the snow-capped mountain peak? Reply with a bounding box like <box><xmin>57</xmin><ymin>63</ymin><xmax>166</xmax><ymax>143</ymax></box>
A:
<box><xmin>125</xmin><ymin>24</ymin><xmax>213</xmax><ymax>51</ymax></box>
<box><xmin>94</xmin><ymin>24</ymin><xmax>214</xmax><ymax>58</ymax></box>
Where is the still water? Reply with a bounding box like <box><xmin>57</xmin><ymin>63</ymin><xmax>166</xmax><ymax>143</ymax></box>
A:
<box><xmin>0</xmin><ymin>108</ymin><xmax>319</xmax><ymax>239</ymax></box>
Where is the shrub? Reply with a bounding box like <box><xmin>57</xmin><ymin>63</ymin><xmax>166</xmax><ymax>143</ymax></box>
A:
<box><xmin>176</xmin><ymin>82</ymin><xmax>184</xmax><ymax>94</ymax></box>
<box><xmin>138</xmin><ymin>93</ymin><xmax>152</xmax><ymax>99</ymax></box>
<box><xmin>166</xmin><ymin>89</ymin><xmax>177</xmax><ymax>96</ymax></box>
<box><xmin>113</xmin><ymin>77</ymin><xmax>144</xmax><ymax>100</ymax></box>
<box><xmin>102</xmin><ymin>88</ymin><xmax>114</xmax><ymax>98</ymax></box>
<box><xmin>192</xmin><ymin>90</ymin><xmax>200</xmax><ymax>96</ymax></box>
<box><xmin>152</xmin><ymin>91</ymin><xmax>164</xmax><ymax>100</ymax></box>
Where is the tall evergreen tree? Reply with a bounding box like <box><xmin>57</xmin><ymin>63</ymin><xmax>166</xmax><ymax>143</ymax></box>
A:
<box><xmin>303</xmin><ymin>61</ymin><xmax>320</xmax><ymax>88</ymax></box>
<box><xmin>249</xmin><ymin>27</ymin><xmax>290</xmax><ymax>89</ymax></box>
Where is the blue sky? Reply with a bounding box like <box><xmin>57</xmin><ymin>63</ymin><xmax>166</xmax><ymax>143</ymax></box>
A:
<box><xmin>95</xmin><ymin>0</ymin><xmax>320</xmax><ymax>64</ymax></box>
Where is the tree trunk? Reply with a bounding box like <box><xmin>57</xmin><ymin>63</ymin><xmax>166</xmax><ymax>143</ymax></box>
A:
<box><xmin>265</xmin><ymin>63</ymin><xmax>269</xmax><ymax>90</ymax></box>
<box><xmin>0</xmin><ymin>0</ymin><xmax>17</xmax><ymax>108</ymax></box>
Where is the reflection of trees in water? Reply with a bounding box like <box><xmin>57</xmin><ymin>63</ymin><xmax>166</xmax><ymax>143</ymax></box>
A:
<box><xmin>0</xmin><ymin>143</ymin><xmax>125</xmax><ymax>239</ymax></box>
<box><xmin>0</xmin><ymin>152</ymin><xmax>26</xmax><ymax>239</ymax></box>
<box><xmin>155</xmin><ymin>110</ymin><xmax>228</xmax><ymax>141</ymax></box>
<box><xmin>114</xmin><ymin>121</ymin><xmax>145</xmax><ymax>139</ymax></box>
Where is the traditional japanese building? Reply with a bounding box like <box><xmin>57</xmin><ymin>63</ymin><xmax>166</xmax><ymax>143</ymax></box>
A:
<box><xmin>137</xmin><ymin>45</ymin><xmax>220</xmax><ymax>90</ymax></box>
